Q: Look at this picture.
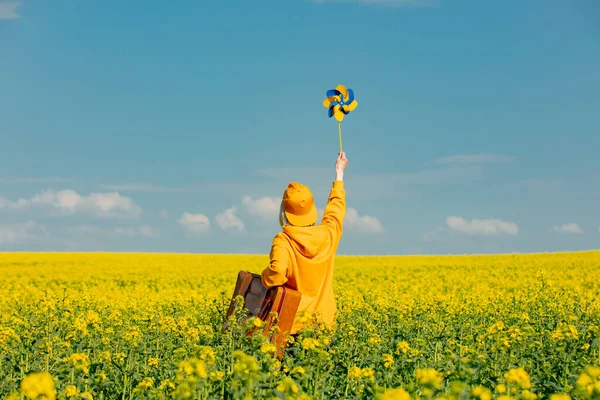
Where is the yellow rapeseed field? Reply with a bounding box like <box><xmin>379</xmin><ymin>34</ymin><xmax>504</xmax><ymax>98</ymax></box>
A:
<box><xmin>1</xmin><ymin>251</ymin><xmax>599</xmax><ymax>399</ymax></box>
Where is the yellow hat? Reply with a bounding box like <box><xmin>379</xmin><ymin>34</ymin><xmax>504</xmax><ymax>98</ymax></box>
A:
<box><xmin>282</xmin><ymin>182</ymin><xmax>318</xmax><ymax>227</ymax></box>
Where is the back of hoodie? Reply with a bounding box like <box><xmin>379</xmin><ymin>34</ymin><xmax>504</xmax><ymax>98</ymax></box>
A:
<box><xmin>261</xmin><ymin>180</ymin><xmax>346</xmax><ymax>334</ymax></box>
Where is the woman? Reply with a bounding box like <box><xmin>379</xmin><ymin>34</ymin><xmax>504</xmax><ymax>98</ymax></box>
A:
<box><xmin>260</xmin><ymin>152</ymin><xmax>348</xmax><ymax>335</ymax></box>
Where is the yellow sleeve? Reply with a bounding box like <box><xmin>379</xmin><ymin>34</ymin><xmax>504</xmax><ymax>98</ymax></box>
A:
<box><xmin>321</xmin><ymin>180</ymin><xmax>346</xmax><ymax>242</ymax></box>
<box><xmin>260</xmin><ymin>235</ymin><xmax>289</xmax><ymax>289</ymax></box>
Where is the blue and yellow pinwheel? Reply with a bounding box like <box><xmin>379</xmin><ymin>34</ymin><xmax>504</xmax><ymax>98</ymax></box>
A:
<box><xmin>322</xmin><ymin>84</ymin><xmax>358</xmax><ymax>152</ymax></box>
<box><xmin>322</xmin><ymin>84</ymin><xmax>358</xmax><ymax>122</ymax></box>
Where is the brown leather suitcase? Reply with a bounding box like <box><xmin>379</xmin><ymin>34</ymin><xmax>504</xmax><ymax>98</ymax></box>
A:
<box><xmin>224</xmin><ymin>270</ymin><xmax>302</xmax><ymax>358</ymax></box>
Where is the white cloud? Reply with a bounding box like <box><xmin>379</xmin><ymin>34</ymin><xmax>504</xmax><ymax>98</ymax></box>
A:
<box><xmin>0</xmin><ymin>1</ymin><xmax>21</xmax><ymax>20</ymax></box>
<box><xmin>434</xmin><ymin>154</ymin><xmax>515</xmax><ymax>165</ymax></box>
<box><xmin>554</xmin><ymin>223</ymin><xmax>583</xmax><ymax>234</ymax></box>
<box><xmin>317</xmin><ymin>207</ymin><xmax>384</xmax><ymax>233</ymax></box>
<box><xmin>344</xmin><ymin>207</ymin><xmax>385</xmax><ymax>233</ymax></box>
<box><xmin>242</xmin><ymin>196</ymin><xmax>280</xmax><ymax>220</ymax></box>
<box><xmin>446</xmin><ymin>216</ymin><xmax>518</xmax><ymax>236</ymax></box>
<box><xmin>0</xmin><ymin>190</ymin><xmax>142</xmax><ymax>218</ymax></box>
<box><xmin>179</xmin><ymin>212</ymin><xmax>210</xmax><ymax>234</ymax></box>
<box><xmin>216</xmin><ymin>207</ymin><xmax>245</xmax><ymax>233</ymax></box>
<box><xmin>0</xmin><ymin>221</ymin><xmax>39</xmax><ymax>244</ymax></box>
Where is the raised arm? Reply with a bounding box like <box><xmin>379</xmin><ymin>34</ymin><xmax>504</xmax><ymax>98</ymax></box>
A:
<box><xmin>321</xmin><ymin>152</ymin><xmax>348</xmax><ymax>240</ymax></box>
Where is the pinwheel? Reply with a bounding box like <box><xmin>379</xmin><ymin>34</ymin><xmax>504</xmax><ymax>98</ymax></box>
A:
<box><xmin>322</xmin><ymin>84</ymin><xmax>358</xmax><ymax>152</ymax></box>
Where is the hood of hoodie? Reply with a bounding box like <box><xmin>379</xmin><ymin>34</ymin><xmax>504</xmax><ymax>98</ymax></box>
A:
<box><xmin>281</xmin><ymin>224</ymin><xmax>330</xmax><ymax>259</ymax></box>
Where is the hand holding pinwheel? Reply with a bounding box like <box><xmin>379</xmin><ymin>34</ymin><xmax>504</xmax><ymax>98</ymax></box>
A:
<box><xmin>322</xmin><ymin>84</ymin><xmax>358</xmax><ymax>153</ymax></box>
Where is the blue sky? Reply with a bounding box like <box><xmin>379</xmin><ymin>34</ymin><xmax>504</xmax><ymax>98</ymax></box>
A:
<box><xmin>1</xmin><ymin>0</ymin><xmax>599</xmax><ymax>255</ymax></box>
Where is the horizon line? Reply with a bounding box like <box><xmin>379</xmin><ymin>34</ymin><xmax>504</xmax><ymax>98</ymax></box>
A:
<box><xmin>1</xmin><ymin>249</ymin><xmax>598</xmax><ymax>257</ymax></box>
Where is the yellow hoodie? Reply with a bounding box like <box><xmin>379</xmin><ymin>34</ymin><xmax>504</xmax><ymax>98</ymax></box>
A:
<box><xmin>260</xmin><ymin>180</ymin><xmax>346</xmax><ymax>334</ymax></box>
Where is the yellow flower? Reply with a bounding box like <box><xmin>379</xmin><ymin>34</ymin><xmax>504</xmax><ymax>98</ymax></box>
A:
<box><xmin>73</xmin><ymin>318</ymin><xmax>88</xmax><ymax>336</ymax></box>
<box><xmin>232</xmin><ymin>351</ymin><xmax>260</xmax><ymax>377</ymax></box>
<box><xmin>252</xmin><ymin>318</ymin><xmax>263</xmax><ymax>328</ymax></box>
<box><xmin>113</xmin><ymin>352</ymin><xmax>127</xmax><ymax>364</ymax></box>
<box><xmin>178</xmin><ymin>358</ymin><xmax>208</xmax><ymax>380</ymax></box>
<box><xmin>504</xmin><ymin>367</ymin><xmax>532</xmax><ymax>389</ymax></box>
<box><xmin>67</xmin><ymin>353</ymin><xmax>91</xmax><ymax>375</ymax></box>
<box><xmin>368</xmin><ymin>334</ymin><xmax>383</xmax><ymax>345</ymax></box>
<box><xmin>276</xmin><ymin>377</ymin><xmax>300</xmax><ymax>395</ymax></box>
<box><xmin>64</xmin><ymin>385</ymin><xmax>77</xmax><ymax>397</ymax></box>
<box><xmin>135</xmin><ymin>377</ymin><xmax>154</xmax><ymax>390</ymax></box>
<box><xmin>567</xmin><ymin>325</ymin><xmax>579</xmax><ymax>338</ymax></box>
<box><xmin>291</xmin><ymin>366</ymin><xmax>306</xmax><ymax>375</ymax></box>
<box><xmin>4</xmin><ymin>246</ymin><xmax>600</xmax><ymax>400</ymax></box>
<box><xmin>124</xmin><ymin>327</ymin><xmax>142</xmax><ymax>343</ymax></box>
<box><xmin>382</xmin><ymin>354</ymin><xmax>394</xmax><ymax>369</ymax></box>
<box><xmin>379</xmin><ymin>387</ymin><xmax>411</xmax><ymax>400</ymax></box>
<box><xmin>260</xmin><ymin>342</ymin><xmax>277</xmax><ymax>354</ymax></box>
<box><xmin>416</xmin><ymin>368</ymin><xmax>443</xmax><ymax>390</ymax></box>
<box><xmin>20</xmin><ymin>371</ymin><xmax>56</xmax><ymax>400</ymax></box>
<box><xmin>85</xmin><ymin>310</ymin><xmax>101</xmax><ymax>326</ymax></box>
<box><xmin>79</xmin><ymin>392</ymin><xmax>93</xmax><ymax>400</ymax></box>
<box><xmin>586</xmin><ymin>366</ymin><xmax>600</xmax><ymax>379</ymax></box>
<box><xmin>301</xmin><ymin>338</ymin><xmax>321</xmax><ymax>351</ymax></box>
<box><xmin>577</xmin><ymin>372</ymin><xmax>593</xmax><ymax>387</ymax></box>
<box><xmin>396</xmin><ymin>341</ymin><xmax>410</xmax><ymax>354</ymax></box>
<box><xmin>362</xmin><ymin>368</ymin><xmax>375</xmax><ymax>381</ymax></box>
<box><xmin>197</xmin><ymin>346</ymin><xmax>216</xmax><ymax>364</ymax></box>
<box><xmin>471</xmin><ymin>385</ymin><xmax>492</xmax><ymax>400</ymax></box>
<box><xmin>210</xmin><ymin>371</ymin><xmax>224</xmax><ymax>382</ymax></box>
<box><xmin>185</xmin><ymin>327</ymin><xmax>200</xmax><ymax>342</ymax></box>
<box><xmin>98</xmin><ymin>351</ymin><xmax>111</xmax><ymax>363</ymax></box>
<box><xmin>348</xmin><ymin>366</ymin><xmax>362</xmax><ymax>379</ymax></box>
<box><xmin>488</xmin><ymin>321</ymin><xmax>506</xmax><ymax>334</ymax></box>
<box><xmin>549</xmin><ymin>394</ymin><xmax>571</xmax><ymax>400</ymax></box>
<box><xmin>159</xmin><ymin>379</ymin><xmax>176</xmax><ymax>390</ymax></box>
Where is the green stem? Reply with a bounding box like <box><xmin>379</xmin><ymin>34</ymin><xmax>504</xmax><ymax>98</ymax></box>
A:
<box><xmin>338</xmin><ymin>122</ymin><xmax>343</xmax><ymax>153</ymax></box>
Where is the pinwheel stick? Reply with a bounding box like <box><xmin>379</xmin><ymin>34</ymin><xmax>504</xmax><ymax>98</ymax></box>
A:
<box><xmin>338</xmin><ymin>121</ymin><xmax>343</xmax><ymax>153</ymax></box>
